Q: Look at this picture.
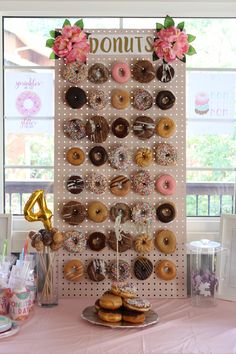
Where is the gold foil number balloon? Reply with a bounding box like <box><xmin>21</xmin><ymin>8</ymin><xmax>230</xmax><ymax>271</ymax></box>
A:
<box><xmin>24</xmin><ymin>190</ymin><xmax>52</xmax><ymax>230</ymax></box>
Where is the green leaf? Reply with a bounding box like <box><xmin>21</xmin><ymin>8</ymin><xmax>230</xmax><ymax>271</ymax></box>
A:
<box><xmin>62</xmin><ymin>19</ymin><xmax>71</xmax><ymax>27</ymax></box>
<box><xmin>156</xmin><ymin>22</ymin><xmax>164</xmax><ymax>31</ymax></box>
<box><xmin>177</xmin><ymin>21</ymin><xmax>185</xmax><ymax>31</ymax></box>
<box><xmin>74</xmin><ymin>19</ymin><xmax>84</xmax><ymax>29</ymax></box>
<box><xmin>164</xmin><ymin>15</ymin><xmax>175</xmax><ymax>28</ymax></box>
<box><xmin>49</xmin><ymin>52</ymin><xmax>56</xmax><ymax>59</ymax></box>
<box><xmin>179</xmin><ymin>55</ymin><xmax>186</xmax><ymax>63</ymax></box>
<box><xmin>188</xmin><ymin>34</ymin><xmax>196</xmax><ymax>43</ymax></box>
<box><xmin>187</xmin><ymin>45</ymin><xmax>197</xmax><ymax>55</ymax></box>
<box><xmin>152</xmin><ymin>51</ymin><xmax>159</xmax><ymax>61</ymax></box>
<box><xmin>49</xmin><ymin>30</ymin><xmax>56</xmax><ymax>38</ymax></box>
<box><xmin>46</xmin><ymin>38</ymin><xmax>54</xmax><ymax>48</ymax></box>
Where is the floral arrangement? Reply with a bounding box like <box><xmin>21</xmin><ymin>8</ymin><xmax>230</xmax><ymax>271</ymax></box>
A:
<box><xmin>46</xmin><ymin>19</ymin><xmax>90</xmax><ymax>64</ymax></box>
<box><xmin>191</xmin><ymin>269</ymin><xmax>219</xmax><ymax>297</ymax></box>
<box><xmin>153</xmin><ymin>15</ymin><xmax>196</xmax><ymax>64</ymax></box>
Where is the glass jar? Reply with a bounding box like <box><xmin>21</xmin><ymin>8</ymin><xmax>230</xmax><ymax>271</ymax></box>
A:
<box><xmin>187</xmin><ymin>239</ymin><xmax>222</xmax><ymax>307</ymax></box>
<box><xmin>36</xmin><ymin>251</ymin><xmax>58</xmax><ymax>307</ymax></box>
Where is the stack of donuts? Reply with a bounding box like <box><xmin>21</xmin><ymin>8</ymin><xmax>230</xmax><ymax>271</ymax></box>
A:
<box><xmin>58</xmin><ymin>55</ymin><xmax>181</xmax><ymax>293</ymax></box>
<box><xmin>94</xmin><ymin>283</ymin><xmax>151</xmax><ymax>324</ymax></box>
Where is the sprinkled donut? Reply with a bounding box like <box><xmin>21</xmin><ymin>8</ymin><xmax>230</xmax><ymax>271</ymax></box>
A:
<box><xmin>109</xmin><ymin>175</ymin><xmax>131</xmax><ymax>197</ymax></box>
<box><xmin>110</xmin><ymin>203</ymin><xmax>131</xmax><ymax>223</ymax></box>
<box><xmin>133</xmin><ymin>60</ymin><xmax>155</xmax><ymax>83</ymax></box>
<box><xmin>87</xmin><ymin>232</ymin><xmax>106</xmax><ymax>252</ymax></box>
<box><xmin>65</xmin><ymin>87</ymin><xmax>87</xmax><ymax>109</ymax></box>
<box><xmin>108</xmin><ymin>144</ymin><xmax>131</xmax><ymax>170</ymax></box>
<box><xmin>108</xmin><ymin>260</ymin><xmax>131</xmax><ymax>282</ymax></box>
<box><xmin>85</xmin><ymin>172</ymin><xmax>108</xmax><ymax>194</ymax></box>
<box><xmin>133</xmin><ymin>116</ymin><xmax>155</xmax><ymax>140</ymax></box>
<box><xmin>111</xmin><ymin>117</ymin><xmax>130</xmax><ymax>139</ymax></box>
<box><xmin>66</xmin><ymin>175</ymin><xmax>84</xmax><ymax>194</ymax></box>
<box><xmin>134</xmin><ymin>234</ymin><xmax>153</xmax><ymax>254</ymax></box>
<box><xmin>63</xmin><ymin>119</ymin><xmax>86</xmax><ymax>141</ymax></box>
<box><xmin>112</xmin><ymin>62</ymin><xmax>131</xmax><ymax>83</ymax></box>
<box><xmin>155</xmin><ymin>174</ymin><xmax>176</xmax><ymax>195</ymax></box>
<box><xmin>156</xmin><ymin>90</ymin><xmax>176</xmax><ymax>110</ymax></box>
<box><xmin>88</xmin><ymin>63</ymin><xmax>109</xmax><ymax>84</ymax></box>
<box><xmin>62</xmin><ymin>62</ymin><xmax>88</xmax><ymax>84</ymax></box>
<box><xmin>133</xmin><ymin>89</ymin><xmax>153</xmax><ymax>111</ymax></box>
<box><xmin>155</xmin><ymin>143</ymin><xmax>177</xmax><ymax>166</ymax></box>
<box><xmin>66</xmin><ymin>147</ymin><xmax>85</xmax><ymax>166</ymax></box>
<box><xmin>111</xmin><ymin>89</ymin><xmax>130</xmax><ymax>110</ymax></box>
<box><xmin>156</xmin><ymin>202</ymin><xmax>176</xmax><ymax>223</ymax></box>
<box><xmin>132</xmin><ymin>202</ymin><xmax>156</xmax><ymax>225</ymax></box>
<box><xmin>88</xmin><ymin>146</ymin><xmax>108</xmax><ymax>166</ymax></box>
<box><xmin>131</xmin><ymin>170</ymin><xmax>154</xmax><ymax>196</ymax></box>
<box><xmin>133</xmin><ymin>257</ymin><xmax>153</xmax><ymax>280</ymax></box>
<box><xmin>135</xmin><ymin>148</ymin><xmax>153</xmax><ymax>168</ymax></box>
<box><xmin>155</xmin><ymin>229</ymin><xmax>176</xmax><ymax>254</ymax></box>
<box><xmin>88</xmin><ymin>89</ymin><xmax>109</xmax><ymax>110</ymax></box>
<box><xmin>61</xmin><ymin>201</ymin><xmax>86</xmax><ymax>225</ymax></box>
<box><xmin>87</xmin><ymin>259</ymin><xmax>107</xmax><ymax>282</ymax></box>
<box><xmin>63</xmin><ymin>230</ymin><xmax>86</xmax><ymax>253</ymax></box>
<box><xmin>108</xmin><ymin>231</ymin><xmax>132</xmax><ymax>253</ymax></box>
<box><xmin>155</xmin><ymin>259</ymin><xmax>176</xmax><ymax>281</ymax></box>
<box><xmin>156</xmin><ymin>117</ymin><xmax>176</xmax><ymax>138</ymax></box>
<box><xmin>123</xmin><ymin>297</ymin><xmax>151</xmax><ymax>312</ymax></box>
<box><xmin>85</xmin><ymin>116</ymin><xmax>110</xmax><ymax>143</ymax></box>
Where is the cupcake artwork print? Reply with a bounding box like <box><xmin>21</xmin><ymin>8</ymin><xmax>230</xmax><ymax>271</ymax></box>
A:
<box><xmin>194</xmin><ymin>92</ymin><xmax>209</xmax><ymax>115</ymax></box>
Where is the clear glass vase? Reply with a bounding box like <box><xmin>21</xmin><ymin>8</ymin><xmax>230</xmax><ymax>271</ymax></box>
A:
<box><xmin>36</xmin><ymin>250</ymin><xmax>58</xmax><ymax>307</ymax></box>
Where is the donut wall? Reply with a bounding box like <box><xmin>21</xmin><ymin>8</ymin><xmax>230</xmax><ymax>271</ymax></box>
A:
<box><xmin>54</xmin><ymin>29</ymin><xmax>186</xmax><ymax>298</ymax></box>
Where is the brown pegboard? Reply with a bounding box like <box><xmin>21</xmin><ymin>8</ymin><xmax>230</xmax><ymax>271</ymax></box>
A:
<box><xmin>54</xmin><ymin>29</ymin><xmax>186</xmax><ymax>298</ymax></box>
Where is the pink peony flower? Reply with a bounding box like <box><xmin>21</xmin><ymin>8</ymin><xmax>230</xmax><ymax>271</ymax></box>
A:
<box><xmin>153</xmin><ymin>39</ymin><xmax>176</xmax><ymax>63</ymax></box>
<box><xmin>157</xmin><ymin>26</ymin><xmax>181</xmax><ymax>43</ymax></box>
<box><xmin>53</xmin><ymin>35</ymin><xmax>72</xmax><ymax>58</ymax></box>
<box><xmin>66</xmin><ymin>40</ymin><xmax>90</xmax><ymax>63</ymax></box>
<box><xmin>62</xmin><ymin>25</ymin><xmax>87</xmax><ymax>43</ymax></box>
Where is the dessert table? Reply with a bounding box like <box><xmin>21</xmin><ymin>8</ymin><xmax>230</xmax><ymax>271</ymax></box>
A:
<box><xmin>1</xmin><ymin>298</ymin><xmax>236</xmax><ymax>354</ymax></box>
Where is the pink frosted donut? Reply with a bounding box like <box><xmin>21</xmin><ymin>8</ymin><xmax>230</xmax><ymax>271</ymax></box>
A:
<box><xmin>155</xmin><ymin>174</ymin><xmax>176</xmax><ymax>195</ymax></box>
<box><xmin>112</xmin><ymin>62</ymin><xmax>131</xmax><ymax>83</ymax></box>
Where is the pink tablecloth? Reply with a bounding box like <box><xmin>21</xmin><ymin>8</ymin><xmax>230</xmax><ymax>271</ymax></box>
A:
<box><xmin>0</xmin><ymin>298</ymin><xmax>236</xmax><ymax>354</ymax></box>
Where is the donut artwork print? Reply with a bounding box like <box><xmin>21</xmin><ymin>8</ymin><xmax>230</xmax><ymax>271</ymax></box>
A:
<box><xmin>16</xmin><ymin>91</ymin><xmax>41</xmax><ymax>117</ymax></box>
<box><xmin>54</xmin><ymin>28</ymin><xmax>186</xmax><ymax>299</ymax></box>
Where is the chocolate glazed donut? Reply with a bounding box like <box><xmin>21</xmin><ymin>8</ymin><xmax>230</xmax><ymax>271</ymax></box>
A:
<box><xmin>88</xmin><ymin>146</ymin><xmax>108</xmax><ymax>166</ymax></box>
<box><xmin>65</xmin><ymin>87</ymin><xmax>87</xmax><ymax>109</ymax></box>
<box><xmin>156</xmin><ymin>90</ymin><xmax>176</xmax><ymax>110</ymax></box>
<box><xmin>111</xmin><ymin>118</ymin><xmax>130</xmax><ymax>138</ymax></box>
<box><xmin>156</xmin><ymin>203</ymin><xmax>176</xmax><ymax>223</ymax></box>
<box><xmin>85</xmin><ymin>116</ymin><xmax>109</xmax><ymax>143</ymax></box>
<box><xmin>87</xmin><ymin>259</ymin><xmax>107</xmax><ymax>282</ymax></box>
<box><xmin>108</xmin><ymin>231</ymin><xmax>132</xmax><ymax>253</ymax></box>
<box><xmin>61</xmin><ymin>201</ymin><xmax>86</xmax><ymax>225</ymax></box>
<box><xmin>133</xmin><ymin>257</ymin><xmax>153</xmax><ymax>280</ymax></box>
<box><xmin>87</xmin><ymin>232</ymin><xmax>106</xmax><ymax>251</ymax></box>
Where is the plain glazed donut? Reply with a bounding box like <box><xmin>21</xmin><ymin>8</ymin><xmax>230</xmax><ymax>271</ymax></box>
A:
<box><xmin>156</xmin><ymin>90</ymin><xmax>175</xmax><ymax>110</ymax></box>
<box><xmin>133</xmin><ymin>60</ymin><xmax>155</xmax><ymax>83</ymax></box>
<box><xmin>109</xmin><ymin>175</ymin><xmax>131</xmax><ymax>197</ymax></box>
<box><xmin>155</xmin><ymin>259</ymin><xmax>176</xmax><ymax>281</ymax></box>
<box><xmin>155</xmin><ymin>230</ymin><xmax>176</xmax><ymax>254</ymax></box>
<box><xmin>155</xmin><ymin>174</ymin><xmax>176</xmax><ymax>195</ymax></box>
<box><xmin>135</xmin><ymin>148</ymin><xmax>153</xmax><ymax>168</ymax></box>
<box><xmin>98</xmin><ymin>309</ymin><xmax>122</xmax><ymax>323</ymax></box>
<box><xmin>156</xmin><ymin>117</ymin><xmax>176</xmax><ymax>138</ymax></box>
<box><xmin>64</xmin><ymin>259</ymin><xmax>84</xmax><ymax>282</ymax></box>
<box><xmin>88</xmin><ymin>146</ymin><xmax>108</xmax><ymax>166</ymax></box>
<box><xmin>112</xmin><ymin>62</ymin><xmax>131</xmax><ymax>83</ymax></box>
<box><xmin>87</xmin><ymin>201</ymin><xmax>108</xmax><ymax>223</ymax></box>
<box><xmin>66</xmin><ymin>147</ymin><xmax>85</xmax><ymax>166</ymax></box>
<box><xmin>156</xmin><ymin>202</ymin><xmax>176</xmax><ymax>223</ymax></box>
<box><xmin>111</xmin><ymin>89</ymin><xmax>130</xmax><ymax>110</ymax></box>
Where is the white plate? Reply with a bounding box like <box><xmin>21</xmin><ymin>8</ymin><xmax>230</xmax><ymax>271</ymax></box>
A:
<box><xmin>0</xmin><ymin>316</ymin><xmax>12</xmax><ymax>333</ymax></box>
<box><xmin>0</xmin><ymin>322</ymin><xmax>19</xmax><ymax>339</ymax></box>
<box><xmin>81</xmin><ymin>306</ymin><xmax>159</xmax><ymax>329</ymax></box>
